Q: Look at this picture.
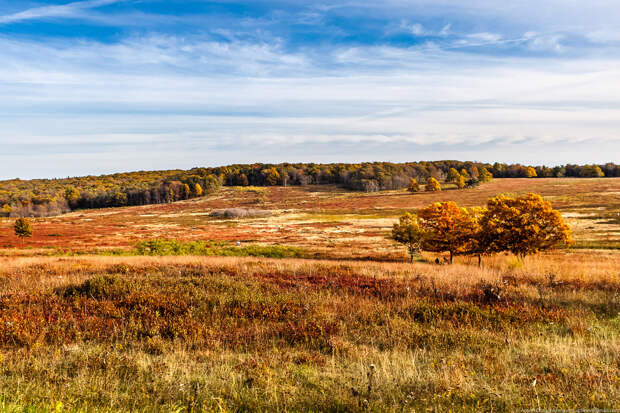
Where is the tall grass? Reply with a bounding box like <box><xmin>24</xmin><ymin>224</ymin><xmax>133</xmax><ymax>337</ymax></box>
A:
<box><xmin>0</xmin><ymin>253</ymin><xmax>617</xmax><ymax>411</ymax></box>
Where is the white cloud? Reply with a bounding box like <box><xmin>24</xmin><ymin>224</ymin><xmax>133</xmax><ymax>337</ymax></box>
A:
<box><xmin>1</xmin><ymin>33</ymin><xmax>619</xmax><ymax>179</ymax></box>
<box><xmin>587</xmin><ymin>29</ymin><xmax>620</xmax><ymax>44</ymax></box>
<box><xmin>0</xmin><ymin>0</ymin><xmax>124</xmax><ymax>24</ymax></box>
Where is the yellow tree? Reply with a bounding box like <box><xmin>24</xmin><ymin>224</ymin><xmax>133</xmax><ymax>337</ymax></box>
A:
<box><xmin>462</xmin><ymin>206</ymin><xmax>487</xmax><ymax>267</ymax></box>
<box><xmin>418</xmin><ymin>202</ymin><xmax>478</xmax><ymax>263</ymax></box>
<box><xmin>479</xmin><ymin>168</ymin><xmax>493</xmax><ymax>183</ymax></box>
<box><xmin>407</xmin><ymin>178</ymin><xmax>420</xmax><ymax>193</ymax></box>
<box><xmin>2</xmin><ymin>204</ymin><xmax>12</xmax><ymax>218</ymax></box>
<box><xmin>479</xmin><ymin>193</ymin><xmax>572</xmax><ymax>259</ymax></box>
<box><xmin>194</xmin><ymin>183</ymin><xmax>203</xmax><ymax>197</ymax></box>
<box><xmin>526</xmin><ymin>167</ymin><xmax>537</xmax><ymax>178</ymax></box>
<box><xmin>14</xmin><ymin>217</ymin><xmax>33</xmax><ymax>246</ymax></box>
<box><xmin>425</xmin><ymin>178</ymin><xmax>441</xmax><ymax>192</ymax></box>
<box><xmin>446</xmin><ymin>168</ymin><xmax>460</xmax><ymax>183</ymax></box>
<box><xmin>456</xmin><ymin>174</ymin><xmax>466</xmax><ymax>189</ymax></box>
<box><xmin>64</xmin><ymin>187</ymin><xmax>80</xmax><ymax>208</ymax></box>
<box><xmin>262</xmin><ymin>168</ymin><xmax>281</xmax><ymax>186</ymax></box>
<box><xmin>391</xmin><ymin>212</ymin><xmax>424</xmax><ymax>263</ymax></box>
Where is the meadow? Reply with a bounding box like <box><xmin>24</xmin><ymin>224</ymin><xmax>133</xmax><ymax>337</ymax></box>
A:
<box><xmin>0</xmin><ymin>178</ymin><xmax>618</xmax><ymax>411</ymax></box>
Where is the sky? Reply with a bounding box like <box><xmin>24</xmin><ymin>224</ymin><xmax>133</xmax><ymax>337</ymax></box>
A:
<box><xmin>0</xmin><ymin>0</ymin><xmax>619</xmax><ymax>179</ymax></box>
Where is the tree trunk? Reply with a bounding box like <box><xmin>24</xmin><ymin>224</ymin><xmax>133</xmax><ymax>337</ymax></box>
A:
<box><xmin>449</xmin><ymin>251</ymin><xmax>453</xmax><ymax>264</ymax></box>
<box><xmin>477</xmin><ymin>254</ymin><xmax>482</xmax><ymax>267</ymax></box>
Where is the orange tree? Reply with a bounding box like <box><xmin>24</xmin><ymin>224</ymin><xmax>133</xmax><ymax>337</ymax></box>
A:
<box><xmin>425</xmin><ymin>178</ymin><xmax>441</xmax><ymax>192</ymax></box>
<box><xmin>407</xmin><ymin>178</ymin><xmax>420</xmax><ymax>193</ymax></box>
<box><xmin>391</xmin><ymin>212</ymin><xmax>424</xmax><ymax>263</ymax></box>
<box><xmin>417</xmin><ymin>201</ymin><xmax>478</xmax><ymax>263</ymax></box>
<box><xmin>479</xmin><ymin>193</ymin><xmax>572</xmax><ymax>259</ymax></box>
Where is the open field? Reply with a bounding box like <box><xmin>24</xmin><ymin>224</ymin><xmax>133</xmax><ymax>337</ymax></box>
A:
<box><xmin>1</xmin><ymin>178</ymin><xmax>620</xmax><ymax>258</ymax></box>
<box><xmin>0</xmin><ymin>178</ymin><xmax>619</xmax><ymax>411</ymax></box>
<box><xmin>0</xmin><ymin>253</ymin><xmax>618</xmax><ymax>411</ymax></box>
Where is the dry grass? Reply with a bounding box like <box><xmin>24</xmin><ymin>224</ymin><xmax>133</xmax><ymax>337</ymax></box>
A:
<box><xmin>0</xmin><ymin>253</ymin><xmax>617</xmax><ymax>411</ymax></box>
<box><xmin>0</xmin><ymin>178</ymin><xmax>619</xmax><ymax>411</ymax></box>
<box><xmin>1</xmin><ymin>178</ymin><xmax>619</xmax><ymax>256</ymax></box>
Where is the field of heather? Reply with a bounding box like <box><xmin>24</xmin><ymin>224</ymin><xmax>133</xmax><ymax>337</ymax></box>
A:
<box><xmin>0</xmin><ymin>253</ymin><xmax>618</xmax><ymax>411</ymax></box>
<box><xmin>1</xmin><ymin>178</ymin><xmax>619</xmax><ymax>257</ymax></box>
<box><xmin>0</xmin><ymin>178</ymin><xmax>619</xmax><ymax>412</ymax></box>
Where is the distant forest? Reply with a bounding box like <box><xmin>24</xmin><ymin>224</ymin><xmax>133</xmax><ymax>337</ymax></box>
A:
<box><xmin>1</xmin><ymin>161</ymin><xmax>618</xmax><ymax>217</ymax></box>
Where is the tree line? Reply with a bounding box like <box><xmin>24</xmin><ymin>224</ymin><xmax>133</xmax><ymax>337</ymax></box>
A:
<box><xmin>1</xmin><ymin>161</ymin><xmax>617</xmax><ymax>217</ymax></box>
<box><xmin>0</xmin><ymin>169</ymin><xmax>220</xmax><ymax>217</ymax></box>
<box><xmin>392</xmin><ymin>193</ymin><xmax>572</xmax><ymax>265</ymax></box>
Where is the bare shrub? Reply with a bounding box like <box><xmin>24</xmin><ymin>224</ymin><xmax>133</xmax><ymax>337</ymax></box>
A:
<box><xmin>209</xmin><ymin>208</ymin><xmax>271</xmax><ymax>218</ymax></box>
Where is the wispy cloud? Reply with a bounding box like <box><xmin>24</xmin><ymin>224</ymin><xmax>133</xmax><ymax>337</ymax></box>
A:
<box><xmin>1</xmin><ymin>0</ymin><xmax>619</xmax><ymax>178</ymax></box>
<box><xmin>0</xmin><ymin>0</ymin><xmax>124</xmax><ymax>24</ymax></box>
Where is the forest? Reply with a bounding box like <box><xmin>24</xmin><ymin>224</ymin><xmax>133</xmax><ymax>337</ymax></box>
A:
<box><xmin>1</xmin><ymin>161</ymin><xmax>617</xmax><ymax>217</ymax></box>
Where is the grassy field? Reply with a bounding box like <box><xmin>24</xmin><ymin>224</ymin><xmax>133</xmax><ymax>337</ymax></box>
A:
<box><xmin>0</xmin><ymin>178</ymin><xmax>619</xmax><ymax>411</ymax></box>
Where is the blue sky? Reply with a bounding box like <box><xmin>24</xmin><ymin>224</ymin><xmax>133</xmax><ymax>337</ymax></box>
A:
<box><xmin>0</xmin><ymin>0</ymin><xmax>619</xmax><ymax>179</ymax></box>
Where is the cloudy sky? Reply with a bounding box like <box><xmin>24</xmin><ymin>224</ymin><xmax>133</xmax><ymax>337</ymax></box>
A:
<box><xmin>1</xmin><ymin>0</ymin><xmax>619</xmax><ymax>179</ymax></box>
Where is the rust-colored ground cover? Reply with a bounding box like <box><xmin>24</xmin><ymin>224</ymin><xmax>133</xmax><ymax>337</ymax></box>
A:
<box><xmin>1</xmin><ymin>178</ymin><xmax>618</xmax><ymax>257</ymax></box>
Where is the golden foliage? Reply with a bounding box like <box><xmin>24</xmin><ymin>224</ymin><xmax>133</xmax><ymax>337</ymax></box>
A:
<box><xmin>425</xmin><ymin>177</ymin><xmax>441</xmax><ymax>192</ymax></box>
<box><xmin>417</xmin><ymin>202</ymin><xmax>478</xmax><ymax>263</ymax></box>
<box><xmin>407</xmin><ymin>178</ymin><xmax>420</xmax><ymax>193</ymax></box>
<box><xmin>479</xmin><ymin>193</ymin><xmax>572</xmax><ymax>258</ymax></box>
<box><xmin>391</xmin><ymin>212</ymin><xmax>423</xmax><ymax>262</ymax></box>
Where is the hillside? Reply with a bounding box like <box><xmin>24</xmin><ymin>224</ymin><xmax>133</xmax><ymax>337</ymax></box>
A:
<box><xmin>1</xmin><ymin>161</ymin><xmax>618</xmax><ymax>218</ymax></box>
<box><xmin>1</xmin><ymin>177</ymin><xmax>619</xmax><ymax>255</ymax></box>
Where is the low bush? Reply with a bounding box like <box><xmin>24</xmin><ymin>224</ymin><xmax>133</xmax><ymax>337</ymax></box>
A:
<box><xmin>209</xmin><ymin>208</ymin><xmax>271</xmax><ymax>218</ymax></box>
<box><xmin>134</xmin><ymin>239</ymin><xmax>306</xmax><ymax>258</ymax></box>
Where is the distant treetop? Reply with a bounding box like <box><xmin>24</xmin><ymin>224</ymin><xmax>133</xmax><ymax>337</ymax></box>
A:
<box><xmin>0</xmin><ymin>160</ymin><xmax>617</xmax><ymax>217</ymax></box>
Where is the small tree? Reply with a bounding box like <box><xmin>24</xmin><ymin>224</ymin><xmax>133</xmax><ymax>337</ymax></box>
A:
<box><xmin>526</xmin><ymin>167</ymin><xmax>537</xmax><ymax>178</ymax></box>
<box><xmin>64</xmin><ymin>187</ymin><xmax>81</xmax><ymax>208</ymax></box>
<box><xmin>446</xmin><ymin>168</ymin><xmax>460</xmax><ymax>183</ymax></box>
<box><xmin>460</xmin><ymin>169</ymin><xmax>470</xmax><ymax>179</ymax></box>
<box><xmin>418</xmin><ymin>202</ymin><xmax>478</xmax><ymax>263</ymax></box>
<box><xmin>2</xmin><ymin>204</ymin><xmax>12</xmax><ymax>218</ymax></box>
<box><xmin>479</xmin><ymin>168</ymin><xmax>493</xmax><ymax>183</ymax></box>
<box><xmin>14</xmin><ymin>217</ymin><xmax>33</xmax><ymax>246</ymax></box>
<box><xmin>407</xmin><ymin>178</ymin><xmax>420</xmax><ymax>193</ymax></box>
<box><xmin>425</xmin><ymin>178</ymin><xmax>441</xmax><ymax>192</ymax></box>
<box><xmin>262</xmin><ymin>168</ymin><xmax>281</xmax><ymax>186</ymax></box>
<box><xmin>391</xmin><ymin>212</ymin><xmax>424</xmax><ymax>263</ymax></box>
<box><xmin>463</xmin><ymin>206</ymin><xmax>487</xmax><ymax>267</ymax></box>
<box><xmin>194</xmin><ymin>183</ymin><xmax>203</xmax><ymax>197</ymax></box>
<box><xmin>456</xmin><ymin>174</ymin><xmax>466</xmax><ymax>189</ymax></box>
<box><xmin>579</xmin><ymin>165</ymin><xmax>605</xmax><ymax>177</ymax></box>
<box><xmin>479</xmin><ymin>193</ymin><xmax>572</xmax><ymax>260</ymax></box>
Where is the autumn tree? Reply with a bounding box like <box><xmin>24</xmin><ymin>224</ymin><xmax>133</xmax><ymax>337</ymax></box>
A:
<box><xmin>456</xmin><ymin>174</ymin><xmax>466</xmax><ymax>189</ymax></box>
<box><xmin>479</xmin><ymin>193</ymin><xmax>572</xmax><ymax>260</ymax></box>
<box><xmin>417</xmin><ymin>202</ymin><xmax>478</xmax><ymax>263</ymax></box>
<box><xmin>407</xmin><ymin>178</ymin><xmax>420</xmax><ymax>193</ymax></box>
<box><xmin>479</xmin><ymin>167</ymin><xmax>493</xmax><ymax>183</ymax></box>
<box><xmin>194</xmin><ymin>183</ymin><xmax>203</xmax><ymax>197</ymax></box>
<box><xmin>263</xmin><ymin>168</ymin><xmax>281</xmax><ymax>186</ymax></box>
<box><xmin>64</xmin><ymin>187</ymin><xmax>81</xmax><ymax>208</ymax></box>
<box><xmin>14</xmin><ymin>217</ymin><xmax>33</xmax><ymax>246</ymax></box>
<box><xmin>526</xmin><ymin>167</ymin><xmax>537</xmax><ymax>178</ymax></box>
<box><xmin>446</xmin><ymin>168</ymin><xmax>461</xmax><ymax>183</ymax></box>
<box><xmin>469</xmin><ymin>166</ymin><xmax>479</xmax><ymax>180</ymax></box>
<box><xmin>579</xmin><ymin>165</ymin><xmax>605</xmax><ymax>177</ymax></box>
<box><xmin>460</xmin><ymin>169</ymin><xmax>470</xmax><ymax>179</ymax></box>
<box><xmin>391</xmin><ymin>212</ymin><xmax>424</xmax><ymax>263</ymax></box>
<box><xmin>1</xmin><ymin>204</ymin><xmax>12</xmax><ymax>218</ymax></box>
<box><xmin>425</xmin><ymin>178</ymin><xmax>441</xmax><ymax>192</ymax></box>
<box><xmin>462</xmin><ymin>206</ymin><xmax>488</xmax><ymax>267</ymax></box>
